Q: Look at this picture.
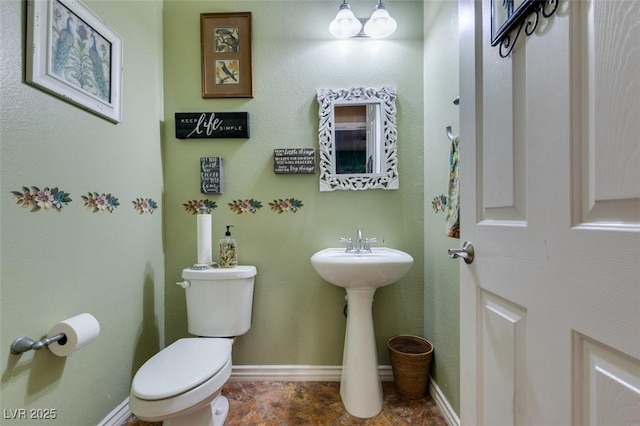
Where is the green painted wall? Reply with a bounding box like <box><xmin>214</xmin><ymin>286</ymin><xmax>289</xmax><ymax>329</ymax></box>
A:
<box><xmin>162</xmin><ymin>0</ymin><xmax>425</xmax><ymax>365</ymax></box>
<box><xmin>1</xmin><ymin>0</ymin><xmax>464</xmax><ymax>423</ymax></box>
<box><xmin>423</xmin><ymin>0</ymin><xmax>461</xmax><ymax>414</ymax></box>
<box><xmin>0</xmin><ymin>0</ymin><xmax>164</xmax><ymax>424</ymax></box>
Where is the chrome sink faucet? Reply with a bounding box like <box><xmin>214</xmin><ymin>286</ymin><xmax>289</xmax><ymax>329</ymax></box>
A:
<box><xmin>356</xmin><ymin>229</ymin><xmax>363</xmax><ymax>251</ymax></box>
<box><xmin>340</xmin><ymin>229</ymin><xmax>377</xmax><ymax>252</ymax></box>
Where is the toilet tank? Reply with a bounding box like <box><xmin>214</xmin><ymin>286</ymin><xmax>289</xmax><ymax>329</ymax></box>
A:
<box><xmin>181</xmin><ymin>265</ymin><xmax>257</xmax><ymax>337</ymax></box>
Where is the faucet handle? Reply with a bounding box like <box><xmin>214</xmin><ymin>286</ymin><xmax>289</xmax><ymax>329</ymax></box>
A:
<box><xmin>364</xmin><ymin>237</ymin><xmax>377</xmax><ymax>251</ymax></box>
<box><xmin>339</xmin><ymin>237</ymin><xmax>353</xmax><ymax>251</ymax></box>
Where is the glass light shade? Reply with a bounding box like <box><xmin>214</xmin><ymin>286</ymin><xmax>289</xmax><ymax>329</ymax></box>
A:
<box><xmin>329</xmin><ymin>8</ymin><xmax>362</xmax><ymax>38</ymax></box>
<box><xmin>363</xmin><ymin>7</ymin><xmax>397</xmax><ymax>38</ymax></box>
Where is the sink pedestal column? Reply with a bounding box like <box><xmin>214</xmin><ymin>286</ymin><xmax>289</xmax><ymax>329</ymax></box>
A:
<box><xmin>340</xmin><ymin>288</ymin><xmax>383</xmax><ymax>418</ymax></box>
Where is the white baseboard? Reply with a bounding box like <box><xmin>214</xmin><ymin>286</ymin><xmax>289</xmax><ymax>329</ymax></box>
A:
<box><xmin>99</xmin><ymin>365</ymin><xmax>458</xmax><ymax>426</ymax></box>
<box><xmin>96</xmin><ymin>397</ymin><xmax>131</xmax><ymax>426</ymax></box>
<box><xmin>230</xmin><ymin>364</ymin><xmax>394</xmax><ymax>382</ymax></box>
<box><xmin>428</xmin><ymin>378</ymin><xmax>460</xmax><ymax>426</ymax></box>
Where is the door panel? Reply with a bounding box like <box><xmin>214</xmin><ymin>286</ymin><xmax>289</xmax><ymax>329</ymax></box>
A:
<box><xmin>480</xmin><ymin>0</ymin><xmax>528</xmax><ymax>223</ymax></box>
<box><xmin>572</xmin><ymin>0</ymin><xmax>640</xmax><ymax>228</ymax></box>
<box><xmin>480</xmin><ymin>291</ymin><xmax>527</xmax><ymax>425</ymax></box>
<box><xmin>574</xmin><ymin>333</ymin><xmax>640</xmax><ymax>425</ymax></box>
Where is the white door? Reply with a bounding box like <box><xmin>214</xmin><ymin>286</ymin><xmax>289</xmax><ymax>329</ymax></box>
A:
<box><xmin>458</xmin><ymin>0</ymin><xmax>640</xmax><ymax>424</ymax></box>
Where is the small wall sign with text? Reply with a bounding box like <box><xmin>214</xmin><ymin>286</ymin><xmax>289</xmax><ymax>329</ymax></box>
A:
<box><xmin>201</xmin><ymin>157</ymin><xmax>223</xmax><ymax>194</ymax></box>
<box><xmin>273</xmin><ymin>148</ymin><xmax>316</xmax><ymax>174</ymax></box>
<box><xmin>176</xmin><ymin>112</ymin><xmax>249</xmax><ymax>139</ymax></box>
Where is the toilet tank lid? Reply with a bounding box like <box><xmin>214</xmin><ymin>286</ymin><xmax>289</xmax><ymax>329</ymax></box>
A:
<box><xmin>182</xmin><ymin>265</ymin><xmax>257</xmax><ymax>280</ymax></box>
<box><xmin>131</xmin><ymin>338</ymin><xmax>231</xmax><ymax>400</ymax></box>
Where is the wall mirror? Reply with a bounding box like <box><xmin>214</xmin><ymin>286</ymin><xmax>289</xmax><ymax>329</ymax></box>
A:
<box><xmin>317</xmin><ymin>86</ymin><xmax>398</xmax><ymax>191</ymax></box>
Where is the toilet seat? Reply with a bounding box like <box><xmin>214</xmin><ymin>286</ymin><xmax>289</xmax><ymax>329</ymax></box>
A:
<box><xmin>132</xmin><ymin>338</ymin><xmax>232</xmax><ymax>400</ymax></box>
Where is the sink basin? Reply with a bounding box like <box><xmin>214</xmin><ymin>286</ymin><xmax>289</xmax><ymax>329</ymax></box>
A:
<box><xmin>311</xmin><ymin>247</ymin><xmax>414</xmax><ymax>289</ymax></box>
<box><xmin>310</xmin><ymin>246</ymin><xmax>414</xmax><ymax>418</ymax></box>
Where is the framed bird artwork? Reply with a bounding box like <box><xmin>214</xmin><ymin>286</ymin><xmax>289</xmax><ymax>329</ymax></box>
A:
<box><xmin>26</xmin><ymin>0</ymin><xmax>123</xmax><ymax>123</ymax></box>
<box><xmin>200</xmin><ymin>12</ymin><xmax>253</xmax><ymax>98</ymax></box>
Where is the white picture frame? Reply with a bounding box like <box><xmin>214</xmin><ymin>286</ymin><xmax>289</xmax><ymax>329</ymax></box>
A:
<box><xmin>26</xmin><ymin>0</ymin><xmax>123</xmax><ymax>123</ymax></box>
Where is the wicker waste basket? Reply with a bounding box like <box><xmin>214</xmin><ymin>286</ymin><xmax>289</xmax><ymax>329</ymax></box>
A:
<box><xmin>387</xmin><ymin>335</ymin><xmax>434</xmax><ymax>399</ymax></box>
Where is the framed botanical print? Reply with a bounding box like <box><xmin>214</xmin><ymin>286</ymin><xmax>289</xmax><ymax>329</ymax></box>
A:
<box><xmin>26</xmin><ymin>0</ymin><xmax>123</xmax><ymax>123</ymax></box>
<box><xmin>200</xmin><ymin>12</ymin><xmax>253</xmax><ymax>98</ymax></box>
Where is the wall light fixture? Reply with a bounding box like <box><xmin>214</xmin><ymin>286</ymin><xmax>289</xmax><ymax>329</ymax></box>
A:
<box><xmin>329</xmin><ymin>1</ymin><xmax>362</xmax><ymax>38</ymax></box>
<box><xmin>364</xmin><ymin>1</ymin><xmax>397</xmax><ymax>38</ymax></box>
<box><xmin>329</xmin><ymin>0</ymin><xmax>397</xmax><ymax>39</ymax></box>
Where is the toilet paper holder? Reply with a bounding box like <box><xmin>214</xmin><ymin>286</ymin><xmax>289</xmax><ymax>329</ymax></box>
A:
<box><xmin>10</xmin><ymin>333</ymin><xmax>67</xmax><ymax>355</ymax></box>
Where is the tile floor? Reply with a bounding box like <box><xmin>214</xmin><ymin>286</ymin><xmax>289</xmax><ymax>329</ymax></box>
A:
<box><xmin>124</xmin><ymin>381</ymin><xmax>447</xmax><ymax>425</ymax></box>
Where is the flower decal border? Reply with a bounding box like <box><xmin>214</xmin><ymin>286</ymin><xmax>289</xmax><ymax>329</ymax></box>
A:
<box><xmin>269</xmin><ymin>198</ymin><xmax>304</xmax><ymax>213</ymax></box>
<box><xmin>82</xmin><ymin>192</ymin><xmax>120</xmax><ymax>213</ymax></box>
<box><xmin>183</xmin><ymin>199</ymin><xmax>218</xmax><ymax>215</ymax></box>
<box><xmin>133</xmin><ymin>198</ymin><xmax>158</xmax><ymax>214</ymax></box>
<box><xmin>11</xmin><ymin>186</ymin><xmax>72</xmax><ymax>212</ymax></box>
<box><xmin>432</xmin><ymin>194</ymin><xmax>447</xmax><ymax>213</ymax></box>
<box><xmin>229</xmin><ymin>199</ymin><xmax>262</xmax><ymax>214</ymax></box>
<box><xmin>10</xmin><ymin>186</ymin><xmax>159</xmax><ymax>215</ymax></box>
<box><xmin>11</xmin><ymin>188</ymin><xmax>306</xmax><ymax>217</ymax></box>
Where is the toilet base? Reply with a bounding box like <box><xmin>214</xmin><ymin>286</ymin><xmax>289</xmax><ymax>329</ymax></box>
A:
<box><xmin>164</xmin><ymin>393</ymin><xmax>229</xmax><ymax>426</ymax></box>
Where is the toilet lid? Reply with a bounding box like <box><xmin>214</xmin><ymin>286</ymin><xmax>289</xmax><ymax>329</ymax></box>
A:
<box><xmin>132</xmin><ymin>338</ymin><xmax>231</xmax><ymax>400</ymax></box>
<box><xmin>182</xmin><ymin>265</ymin><xmax>257</xmax><ymax>280</ymax></box>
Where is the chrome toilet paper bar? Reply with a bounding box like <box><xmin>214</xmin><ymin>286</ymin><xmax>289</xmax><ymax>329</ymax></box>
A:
<box><xmin>10</xmin><ymin>333</ymin><xmax>67</xmax><ymax>355</ymax></box>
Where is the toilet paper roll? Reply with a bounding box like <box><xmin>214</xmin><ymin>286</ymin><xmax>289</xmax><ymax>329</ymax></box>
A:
<box><xmin>197</xmin><ymin>214</ymin><xmax>212</xmax><ymax>265</ymax></box>
<box><xmin>47</xmin><ymin>313</ymin><xmax>100</xmax><ymax>357</ymax></box>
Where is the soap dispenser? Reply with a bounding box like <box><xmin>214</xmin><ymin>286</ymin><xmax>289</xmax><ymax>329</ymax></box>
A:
<box><xmin>219</xmin><ymin>225</ymin><xmax>237</xmax><ymax>268</ymax></box>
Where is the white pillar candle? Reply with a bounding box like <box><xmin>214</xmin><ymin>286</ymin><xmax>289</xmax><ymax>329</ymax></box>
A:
<box><xmin>196</xmin><ymin>214</ymin><xmax>212</xmax><ymax>265</ymax></box>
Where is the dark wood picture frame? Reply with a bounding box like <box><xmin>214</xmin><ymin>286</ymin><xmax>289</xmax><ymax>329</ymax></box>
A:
<box><xmin>200</xmin><ymin>12</ymin><xmax>253</xmax><ymax>98</ymax></box>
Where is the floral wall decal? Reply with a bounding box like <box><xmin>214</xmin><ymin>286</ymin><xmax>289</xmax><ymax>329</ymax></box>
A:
<box><xmin>229</xmin><ymin>199</ymin><xmax>262</xmax><ymax>214</ymax></box>
<box><xmin>183</xmin><ymin>199</ymin><xmax>217</xmax><ymax>214</ymax></box>
<box><xmin>82</xmin><ymin>192</ymin><xmax>120</xmax><ymax>213</ymax></box>
<box><xmin>11</xmin><ymin>186</ymin><xmax>72</xmax><ymax>212</ymax></box>
<box><xmin>432</xmin><ymin>194</ymin><xmax>447</xmax><ymax>213</ymax></box>
<box><xmin>269</xmin><ymin>198</ymin><xmax>303</xmax><ymax>213</ymax></box>
<box><xmin>132</xmin><ymin>198</ymin><xmax>158</xmax><ymax>214</ymax></box>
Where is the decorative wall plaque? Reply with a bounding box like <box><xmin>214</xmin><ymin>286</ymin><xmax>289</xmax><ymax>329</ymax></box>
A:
<box><xmin>273</xmin><ymin>148</ymin><xmax>316</xmax><ymax>174</ymax></box>
<box><xmin>175</xmin><ymin>112</ymin><xmax>249</xmax><ymax>139</ymax></box>
<box><xmin>201</xmin><ymin>157</ymin><xmax>223</xmax><ymax>194</ymax></box>
<box><xmin>491</xmin><ymin>0</ymin><xmax>559</xmax><ymax>57</ymax></box>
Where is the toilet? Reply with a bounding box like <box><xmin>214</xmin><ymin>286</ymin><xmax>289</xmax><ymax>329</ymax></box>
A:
<box><xmin>129</xmin><ymin>265</ymin><xmax>257</xmax><ymax>426</ymax></box>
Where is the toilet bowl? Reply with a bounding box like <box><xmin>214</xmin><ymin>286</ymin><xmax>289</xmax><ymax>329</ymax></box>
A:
<box><xmin>129</xmin><ymin>338</ymin><xmax>233</xmax><ymax>426</ymax></box>
<box><xmin>129</xmin><ymin>265</ymin><xmax>257</xmax><ymax>426</ymax></box>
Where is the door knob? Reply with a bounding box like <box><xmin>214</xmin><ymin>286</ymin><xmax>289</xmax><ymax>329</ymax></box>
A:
<box><xmin>448</xmin><ymin>241</ymin><xmax>474</xmax><ymax>264</ymax></box>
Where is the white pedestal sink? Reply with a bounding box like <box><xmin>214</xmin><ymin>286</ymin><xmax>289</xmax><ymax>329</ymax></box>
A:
<box><xmin>310</xmin><ymin>247</ymin><xmax>414</xmax><ymax>418</ymax></box>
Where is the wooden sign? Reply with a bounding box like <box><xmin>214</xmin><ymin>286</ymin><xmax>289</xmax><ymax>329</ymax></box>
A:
<box><xmin>274</xmin><ymin>148</ymin><xmax>316</xmax><ymax>174</ymax></box>
<box><xmin>201</xmin><ymin>157</ymin><xmax>223</xmax><ymax>194</ymax></box>
<box><xmin>176</xmin><ymin>112</ymin><xmax>249</xmax><ymax>139</ymax></box>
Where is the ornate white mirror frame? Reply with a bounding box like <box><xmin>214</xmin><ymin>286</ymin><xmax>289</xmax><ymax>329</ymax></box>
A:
<box><xmin>316</xmin><ymin>86</ymin><xmax>398</xmax><ymax>191</ymax></box>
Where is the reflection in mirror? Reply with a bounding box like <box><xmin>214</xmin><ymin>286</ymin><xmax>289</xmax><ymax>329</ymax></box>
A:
<box><xmin>334</xmin><ymin>104</ymin><xmax>380</xmax><ymax>174</ymax></box>
<box><xmin>317</xmin><ymin>87</ymin><xmax>397</xmax><ymax>191</ymax></box>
